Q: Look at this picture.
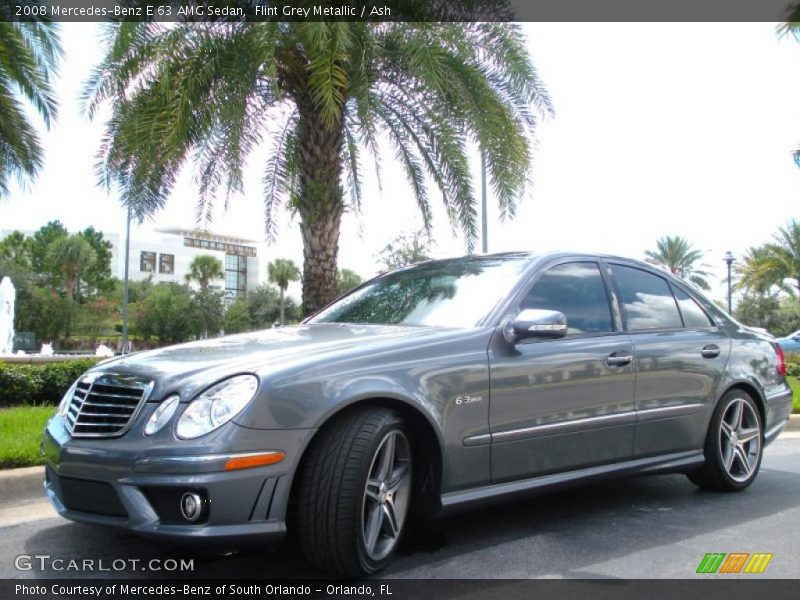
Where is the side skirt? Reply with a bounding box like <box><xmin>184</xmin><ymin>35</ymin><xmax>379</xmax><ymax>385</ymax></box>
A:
<box><xmin>437</xmin><ymin>450</ymin><xmax>704</xmax><ymax>517</ymax></box>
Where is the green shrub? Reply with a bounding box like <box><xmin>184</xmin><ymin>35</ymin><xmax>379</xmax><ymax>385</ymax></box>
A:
<box><xmin>0</xmin><ymin>359</ymin><xmax>100</xmax><ymax>407</ymax></box>
<box><xmin>786</xmin><ymin>361</ymin><xmax>800</xmax><ymax>378</ymax></box>
<box><xmin>786</xmin><ymin>354</ymin><xmax>800</xmax><ymax>379</ymax></box>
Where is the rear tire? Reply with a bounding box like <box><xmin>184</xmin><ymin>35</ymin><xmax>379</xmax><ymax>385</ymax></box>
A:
<box><xmin>296</xmin><ymin>407</ymin><xmax>412</xmax><ymax>577</ymax></box>
<box><xmin>687</xmin><ymin>390</ymin><xmax>763</xmax><ymax>491</ymax></box>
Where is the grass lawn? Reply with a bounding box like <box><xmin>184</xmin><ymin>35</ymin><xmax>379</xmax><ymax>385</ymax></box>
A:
<box><xmin>0</xmin><ymin>406</ymin><xmax>54</xmax><ymax>469</ymax></box>
<box><xmin>788</xmin><ymin>377</ymin><xmax>800</xmax><ymax>414</ymax></box>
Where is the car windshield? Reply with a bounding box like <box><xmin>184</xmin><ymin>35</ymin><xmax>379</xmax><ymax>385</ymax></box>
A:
<box><xmin>309</xmin><ymin>256</ymin><xmax>531</xmax><ymax>328</ymax></box>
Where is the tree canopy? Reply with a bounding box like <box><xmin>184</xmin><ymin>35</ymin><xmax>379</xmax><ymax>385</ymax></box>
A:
<box><xmin>185</xmin><ymin>254</ymin><xmax>224</xmax><ymax>289</ymax></box>
<box><xmin>0</xmin><ymin>21</ymin><xmax>62</xmax><ymax>199</ymax></box>
<box><xmin>86</xmin><ymin>20</ymin><xmax>552</xmax><ymax>313</ymax></box>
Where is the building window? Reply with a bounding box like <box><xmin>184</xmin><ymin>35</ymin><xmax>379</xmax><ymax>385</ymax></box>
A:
<box><xmin>225</xmin><ymin>254</ymin><xmax>247</xmax><ymax>298</ymax></box>
<box><xmin>183</xmin><ymin>237</ymin><xmax>256</xmax><ymax>257</ymax></box>
<box><xmin>140</xmin><ymin>251</ymin><xmax>156</xmax><ymax>273</ymax></box>
<box><xmin>159</xmin><ymin>253</ymin><xmax>174</xmax><ymax>275</ymax></box>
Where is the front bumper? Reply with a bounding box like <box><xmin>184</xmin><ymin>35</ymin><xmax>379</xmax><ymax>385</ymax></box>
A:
<box><xmin>42</xmin><ymin>413</ymin><xmax>314</xmax><ymax>545</ymax></box>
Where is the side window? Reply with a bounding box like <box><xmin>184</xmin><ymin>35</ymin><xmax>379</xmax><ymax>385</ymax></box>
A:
<box><xmin>610</xmin><ymin>265</ymin><xmax>682</xmax><ymax>331</ymax></box>
<box><xmin>672</xmin><ymin>285</ymin><xmax>714</xmax><ymax>328</ymax></box>
<box><xmin>521</xmin><ymin>262</ymin><xmax>613</xmax><ymax>335</ymax></box>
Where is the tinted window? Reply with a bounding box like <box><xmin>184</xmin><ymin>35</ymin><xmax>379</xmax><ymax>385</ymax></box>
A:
<box><xmin>521</xmin><ymin>262</ymin><xmax>613</xmax><ymax>334</ymax></box>
<box><xmin>611</xmin><ymin>265</ymin><xmax>682</xmax><ymax>331</ymax></box>
<box><xmin>672</xmin><ymin>285</ymin><xmax>714</xmax><ymax>328</ymax></box>
<box><xmin>311</xmin><ymin>257</ymin><xmax>529</xmax><ymax>328</ymax></box>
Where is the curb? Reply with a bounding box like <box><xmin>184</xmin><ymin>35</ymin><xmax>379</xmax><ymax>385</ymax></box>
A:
<box><xmin>0</xmin><ymin>466</ymin><xmax>44</xmax><ymax>506</ymax></box>
<box><xmin>787</xmin><ymin>414</ymin><xmax>800</xmax><ymax>432</ymax></box>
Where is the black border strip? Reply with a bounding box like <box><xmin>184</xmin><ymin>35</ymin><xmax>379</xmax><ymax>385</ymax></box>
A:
<box><xmin>1</xmin><ymin>1</ymin><xmax>798</xmax><ymax>23</ymax></box>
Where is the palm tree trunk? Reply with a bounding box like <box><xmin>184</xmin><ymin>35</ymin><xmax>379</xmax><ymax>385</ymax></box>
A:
<box><xmin>295</xmin><ymin>100</ymin><xmax>345</xmax><ymax>316</ymax></box>
<box><xmin>279</xmin><ymin>286</ymin><xmax>285</xmax><ymax>324</ymax></box>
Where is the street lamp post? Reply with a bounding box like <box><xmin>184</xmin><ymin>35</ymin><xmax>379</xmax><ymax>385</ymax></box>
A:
<box><xmin>121</xmin><ymin>205</ymin><xmax>131</xmax><ymax>354</ymax></box>
<box><xmin>724</xmin><ymin>251</ymin><xmax>735</xmax><ymax>314</ymax></box>
<box><xmin>481</xmin><ymin>150</ymin><xmax>488</xmax><ymax>254</ymax></box>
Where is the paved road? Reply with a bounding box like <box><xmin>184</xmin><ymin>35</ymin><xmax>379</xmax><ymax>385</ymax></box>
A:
<box><xmin>3</xmin><ymin>435</ymin><xmax>800</xmax><ymax>580</ymax></box>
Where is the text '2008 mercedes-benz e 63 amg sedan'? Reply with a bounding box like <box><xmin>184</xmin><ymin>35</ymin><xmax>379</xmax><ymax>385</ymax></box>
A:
<box><xmin>43</xmin><ymin>252</ymin><xmax>793</xmax><ymax>576</ymax></box>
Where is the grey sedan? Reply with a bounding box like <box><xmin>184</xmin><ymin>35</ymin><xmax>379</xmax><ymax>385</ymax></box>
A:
<box><xmin>42</xmin><ymin>252</ymin><xmax>793</xmax><ymax>576</ymax></box>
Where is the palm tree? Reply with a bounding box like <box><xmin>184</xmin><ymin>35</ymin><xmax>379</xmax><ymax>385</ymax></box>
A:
<box><xmin>46</xmin><ymin>235</ymin><xmax>97</xmax><ymax>302</ymax></box>
<box><xmin>736</xmin><ymin>246</ymin><xmax>786</xmax><ymax>296</ymax></box>
<box><xmin>85</xmin><ymin>20</ymin><xmax>552</xmax><ymax>313</ymax></box>
<box><xmin>738</xmin><ymin>220</ymin><xmax>800</xmax><ymax>296</ymax></box>
<box><xmin>185</xmin><ymin>255</ymin><xmax>224</xmax><ymax>289</ymax></box>
<box><xmin>0</xmin><ymin>21</ymin><xmax>62</xmax><ymax>199</ymax></box>
<box><xmin>644</xmin><ymin>236</ymin><xmax>712</xmax><ymax>290</ymax></box>
<box><xmin>268</xmin><ymin>258</ymin><xmax>300</xmax><ymax>324</ymax></box>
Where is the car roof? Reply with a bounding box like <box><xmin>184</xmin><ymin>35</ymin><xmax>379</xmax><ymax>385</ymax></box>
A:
<box><xmin>410</xmin><ymin>251</ymin><xmax>656</xmax><ymax>269</ymax></box>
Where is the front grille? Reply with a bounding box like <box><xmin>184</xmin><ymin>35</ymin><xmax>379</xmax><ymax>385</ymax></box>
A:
<box><xmin>64</xmin><ymin>373</ymin><xmax>153</xmax><ymax>438</ymax></box>
<box><xmin>59</xmin><ymin>475</ymin><xmax>128</xmax><ymax>517</ymax></box>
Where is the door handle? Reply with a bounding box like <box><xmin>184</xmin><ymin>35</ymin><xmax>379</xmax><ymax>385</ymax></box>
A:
<box><xmin>701</xmin><ymin>344</ymin><xmax>721</xmax><ymax>359</ymax></box>
<box><xmin>607</xmin><ymin>353</ymin><xmax>633</xmax><ymax>367</ymax></box>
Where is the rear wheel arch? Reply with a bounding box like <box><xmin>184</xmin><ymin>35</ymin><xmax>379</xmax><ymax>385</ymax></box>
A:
<box><xmin>719</xmin><ymin>381</ymin><xmax>766</xmax><ymax>426</ymax></box>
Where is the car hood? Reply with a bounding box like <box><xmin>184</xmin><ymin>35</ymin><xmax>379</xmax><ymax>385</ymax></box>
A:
<box><xmin>92</xmin><ymin>323</ymin><xmax>462</xmax><ymax>400</ymax></box>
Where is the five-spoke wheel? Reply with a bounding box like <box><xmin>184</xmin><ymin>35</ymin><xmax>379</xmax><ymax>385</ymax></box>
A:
<box><xmin>719</xmin><ymin>396</ymin><xmax>761</xmax><ymax>483</ymax></box>
<box><xmin>688</xmin><ymin>390</ymin><xmax>763</xmax><ymax>491</ymax></box>
<box><xmin>297</xmin><ymin>407</ymin><xmax>413</xmax><ymax>577</ymax></box>
<box><xmin>362</xmin><ymin>430</ymin><xmax>412</xmax><ymax>561</ymax></box>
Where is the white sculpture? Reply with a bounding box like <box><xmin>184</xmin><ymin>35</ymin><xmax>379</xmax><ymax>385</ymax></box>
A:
<box><xmin>95</xmin><ymin>344</ymin><xmax>114</xmax><ymax>358</ymax></box>
<box><xmin>40</xmin><ymin>342</ymin><xmax>54</xmax><ymax>356</ymax></box>
<box><xmin>0</xmin><ymin>276</ymin><xmax>15</xmax><ymax>355</ymax></box>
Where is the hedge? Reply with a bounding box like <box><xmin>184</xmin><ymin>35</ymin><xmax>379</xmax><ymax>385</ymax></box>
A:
<box><xmin>0</xmin><ymin>359</ymin><xmax>101</xmax><ymax>408</ymax></box>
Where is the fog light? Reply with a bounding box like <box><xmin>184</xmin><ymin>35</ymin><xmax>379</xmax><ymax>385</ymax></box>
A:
<box><xmin>180</xmin><ymin>492</ymin><xmax>205</xmax><ymax>522</ymax></box>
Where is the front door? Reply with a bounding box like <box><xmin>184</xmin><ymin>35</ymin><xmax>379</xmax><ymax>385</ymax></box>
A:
<box><xmin>489</xmin><ymin>261</ymin><xmax>636</xmax><ymax>482</ymax></box>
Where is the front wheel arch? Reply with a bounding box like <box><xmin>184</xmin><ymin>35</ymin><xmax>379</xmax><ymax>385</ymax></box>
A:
<box><xmin>288</xmin><ymin>398</ymin><xmax>443</xmax><ymax>521</ymax></box>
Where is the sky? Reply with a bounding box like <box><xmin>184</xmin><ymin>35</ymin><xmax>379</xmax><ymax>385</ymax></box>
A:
<box><xmin>0</xmin><ymin>22</ymin><xmax>798</xmax><ymax>304</ymax></box>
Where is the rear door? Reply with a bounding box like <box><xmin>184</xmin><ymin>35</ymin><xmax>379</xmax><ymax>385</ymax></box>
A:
<box><xmin>606</xmin><ymin>262</ymin><xmax>730</xmax><ymax>456</ymax></box>
<box><xmin>489</xmin><ymin>260</ymin><xmax>636</xmax><ymax>482</ymax></box>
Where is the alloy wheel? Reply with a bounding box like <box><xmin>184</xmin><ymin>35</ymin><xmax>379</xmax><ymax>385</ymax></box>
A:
<box><xmin>719</xmin><ymin>397</ymin><xmax>761</xmax><ymax>483</ymax></box>
<box><xmin>361</xmin><ymin>430</ymin><xmax>412</xmax><ymax>561</ymax></box>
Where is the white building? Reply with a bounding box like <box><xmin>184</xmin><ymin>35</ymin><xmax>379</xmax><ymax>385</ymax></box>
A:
<box><xmin>1</xmin><ymin>227</ymin><xmax>260</xmax><ymax>299</ymax></box>
<box><xmin>107</xmin><ymin>228</ymin><xmax>260</xmax><ymax>299</ymax></box>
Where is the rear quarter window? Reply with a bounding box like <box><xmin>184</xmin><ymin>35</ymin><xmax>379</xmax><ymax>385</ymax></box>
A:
<box><xmin>672</xmin><ymin>285</ymin><xmax>715</xmax><ymax>328</ymax></box>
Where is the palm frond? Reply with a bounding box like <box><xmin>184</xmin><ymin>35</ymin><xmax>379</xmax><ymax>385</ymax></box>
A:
<box><xmin>262</xmin><ymin>110</ymin><xmax>298</xmax><ymax>242</ymax></box>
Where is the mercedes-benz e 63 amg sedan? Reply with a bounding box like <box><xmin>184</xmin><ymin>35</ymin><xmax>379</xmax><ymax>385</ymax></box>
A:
<box><xmin>43</xmin><ymin>252</ymin><xmax>792</xmax><ymax>576</ymax></box>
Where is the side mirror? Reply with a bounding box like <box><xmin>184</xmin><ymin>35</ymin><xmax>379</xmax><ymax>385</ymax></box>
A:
<box><xmin>503</xmin><ymin>309</ymin><xmax>568</xmax><ymax>344</ymax></box>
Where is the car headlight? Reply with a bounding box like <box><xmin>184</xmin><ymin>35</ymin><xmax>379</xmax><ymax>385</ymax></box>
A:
<box><xmin>57</xmin><ymin>381</ymin><xmax>78</xmax><ymax>417</ymax></box>
<box><xmin>176</xmin><ymin>375</ymin><xmax>259</xmax><ymax>440</ymax></box>
<box><xmin>144</xmin><ymin>394</ymin><xmax>180</xmax><ymax>436</ymax></box>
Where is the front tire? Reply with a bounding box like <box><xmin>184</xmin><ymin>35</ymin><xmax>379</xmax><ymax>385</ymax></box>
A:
<box><xmin>296</xmin><ymin>408</ymin><xmax>412</xmax><ymax>577</ymax></box>
<box><xmin>687</xmin><ymin>390</ymin><xmax>763</xmax><ymax>491</ymax></box>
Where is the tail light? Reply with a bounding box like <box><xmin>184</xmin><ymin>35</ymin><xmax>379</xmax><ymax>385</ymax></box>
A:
<box><xmin>774</xmin><ymin>343</ymin><xmax>787</xmax><ymax>377</ymax></box>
